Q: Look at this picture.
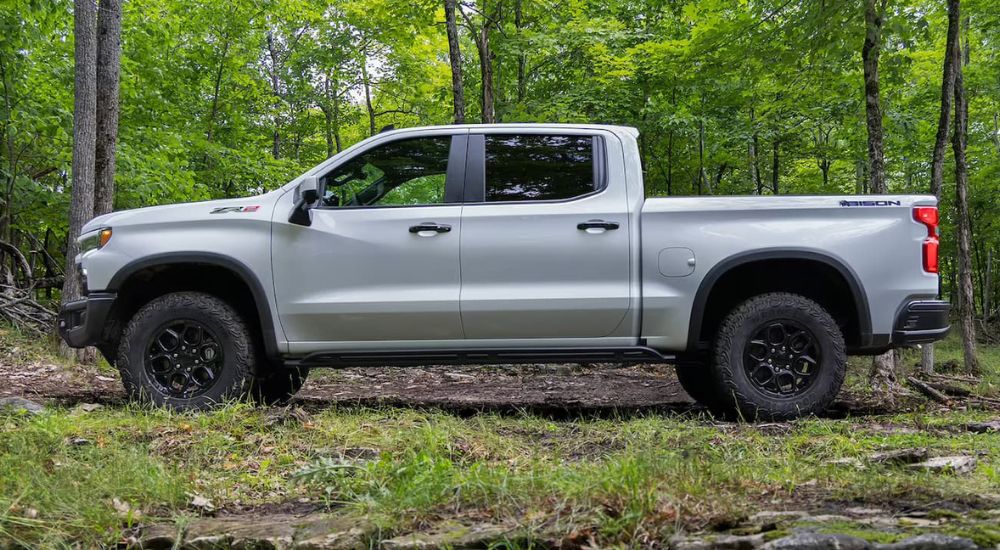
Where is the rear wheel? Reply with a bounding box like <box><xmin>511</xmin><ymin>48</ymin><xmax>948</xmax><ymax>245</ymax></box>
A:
<box><xmin>709</xmin><ymin>292</ymin><xmax>846</xmax><ymax>420</ymax></box>
<box><xmin>117</xmin><ymin>292</ymin><xmax>257</xmax><ymax>410</ymax></box>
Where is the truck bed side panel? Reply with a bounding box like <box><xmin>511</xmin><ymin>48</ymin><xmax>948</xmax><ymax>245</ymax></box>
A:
<box><xmin>640</xmin><ymin>195</ymin><xmax>939</xmax><ymax>351</ymax></box>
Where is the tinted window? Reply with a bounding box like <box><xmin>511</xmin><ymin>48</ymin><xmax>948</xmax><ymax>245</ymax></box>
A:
<box><xmin>321</xmin><ymin>137</ymin><xmax>451</xmax><ymax>207</ymax></box>
<box><xmin>485</xmin><ymin>135</ymin><xmax>596</xmax><ymax>202</ymax></box>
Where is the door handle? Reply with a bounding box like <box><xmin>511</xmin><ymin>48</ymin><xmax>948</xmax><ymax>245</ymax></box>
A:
<box><xmin>409</xmin><ymin>222</ymin><xmax>452</xmax><ymax>234</ymax></box>
<box><xmin>577</xmin><ymin>220</ymin><xmax>620</xmax><ymax>231</ymax></box>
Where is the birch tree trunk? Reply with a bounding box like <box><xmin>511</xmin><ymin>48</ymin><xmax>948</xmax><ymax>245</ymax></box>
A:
<box><xmin>445</xmin><ymin>0</ymin><xmax>465</xmax><ymax>124</ymax></box>
<box><xmin>63</xmin><ymin>0</ymin><xmax>98</xmax><ymax>308</ymax></box>
<box><xmin>94</xmin><ymin>0</ymin><xmax>121</xmax><ymax>217</ymax></box>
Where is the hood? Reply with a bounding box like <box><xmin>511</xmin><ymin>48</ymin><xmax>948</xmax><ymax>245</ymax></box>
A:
<box><xmin>81</xmin><ymin>191</ymin><xmax>284</xmax><ymax>233</ymax></box>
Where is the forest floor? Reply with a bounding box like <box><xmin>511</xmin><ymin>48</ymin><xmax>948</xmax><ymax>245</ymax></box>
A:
<box><xmin>1</xmin><ymin>325</ymin><xmax>999</xmax><ymax>549</ymax></box>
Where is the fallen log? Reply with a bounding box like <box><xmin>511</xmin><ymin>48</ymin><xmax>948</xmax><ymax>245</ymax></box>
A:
<box><xmin>905</xmin><ymin>376</ymin><xmax>952</xmax><ymax>405</ymax></box>
<box><xmin>920</xmin><ymin>379</ymin><xmax>972</xmax><ymax>397</ymax></box>
<box><xmin>925</xmin><ymin>372</ymin><xmax>981</xmax><ymax>384</ymax></box>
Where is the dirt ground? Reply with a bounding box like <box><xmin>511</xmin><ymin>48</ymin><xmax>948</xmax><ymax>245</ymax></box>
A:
<box><xmin>0</xmin><ymin>356</ymin><xmax>696</xmax><ymax>412</ymax></box>
<box><xmin>0</xmin><ymin>355</ymin><xmax>899</xmax><ymax>419</ymax></box>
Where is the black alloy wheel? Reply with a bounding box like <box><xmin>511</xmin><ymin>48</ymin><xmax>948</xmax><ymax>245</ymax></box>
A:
<box><xmin>145</xmin><ymin>320</ymin><xmax>224</xmax><ymax>399</ymax></box>
<box><xmin>743</xmin><ymin>320</ymin><xmax>821</xmax><ymax>398</ymax></box>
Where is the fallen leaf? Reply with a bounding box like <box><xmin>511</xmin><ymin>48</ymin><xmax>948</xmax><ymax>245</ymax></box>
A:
<box><xmin>189</xmin><ymin>494</ymin><xmax>215</xmax><ymax>512</ymax></box>
<box><xmin>112</xmin><ymin>498</ymin><xmax>141</xmax><ymax>519</ymax></box>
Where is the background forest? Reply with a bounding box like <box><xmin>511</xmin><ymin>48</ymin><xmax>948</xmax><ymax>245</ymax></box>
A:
<box><xmin>2</xmin><ymin>0</ymin><xmax>1000</xmax><ymax>325</ymax></box>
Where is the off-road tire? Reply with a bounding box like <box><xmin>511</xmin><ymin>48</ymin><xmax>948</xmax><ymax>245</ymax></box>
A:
<box><xmin>252</xmin><ymin>365</ymin><xmax>308</xmax><ymax>405</ymax></box>
<box><xmin>674</xmin><ymin>361</ymin><xmax>722</xmax><ymax>408</ymax></box>
<box><xmin>117</xmin><ymin>292</ymin><xmax>257</xmax><ymax>410</ymax></box>
<box><xmin>710</xmin><ymin>292</ymin><xmax>846</xmax><ymax>420</ymax></box>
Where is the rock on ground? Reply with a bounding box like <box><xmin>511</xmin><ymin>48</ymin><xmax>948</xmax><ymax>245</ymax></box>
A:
<box><xmin>0</xmin><ymin>396</ymin><xmax>44</xmax><ymax>414</ymax></box>
<box><xmin>136</xmin><ymin>514</ymin><xmax>375</xmax><ymax>550</ymax></box>
<box><xmin>380</xmin><ymin>523</ymin><xmax>515</xmax><ymax>550</ymax></box>
<box><xmin>908</xmin><ymin>456</ymin><xmax>978</xmax><ymax>474</ymax></box>
<box><xmin>876</xmin><ymin>534</ymin><xmax>979</xmax><ymax>550</ymax></box>
<box><xmin>761</xmin><ymin>532</ymin><xmax>871</xmax><ymax>549</ymax></box>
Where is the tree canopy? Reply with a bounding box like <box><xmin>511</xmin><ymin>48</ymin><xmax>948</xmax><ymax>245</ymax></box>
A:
<box><xmin>2</xmin><ymin>0</ymin><xmax>1000</xmax><ymax>309</ymax></box>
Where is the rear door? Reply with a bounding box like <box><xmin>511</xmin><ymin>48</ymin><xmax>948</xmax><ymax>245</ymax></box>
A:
<box><xmin>458</xmin><ymin>130</ymin><xmax>632</xmax><ymax>340</ymax></box>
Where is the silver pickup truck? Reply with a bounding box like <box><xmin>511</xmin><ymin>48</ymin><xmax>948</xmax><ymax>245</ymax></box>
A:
<box><xmin>59</xmin><ymin>124</ymin><xmax>949</xmax><ymax>419</ymax></box>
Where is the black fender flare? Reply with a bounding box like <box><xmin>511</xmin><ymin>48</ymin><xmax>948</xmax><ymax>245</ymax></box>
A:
<box><xmin>106</xmin><ymin>252</ymin><xmax>281</xmax><ymax>360</ymax></box>
<box><xmin>686</xmin><ymin>248</ymin><xmax>873</xmax><ymax>351</ymax></box>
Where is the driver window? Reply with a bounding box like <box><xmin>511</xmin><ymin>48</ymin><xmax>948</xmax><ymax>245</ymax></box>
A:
<box><xmin>321</xmin><ymin>136</ymin><xmax>451</xmax><ymax>207</ymax></box>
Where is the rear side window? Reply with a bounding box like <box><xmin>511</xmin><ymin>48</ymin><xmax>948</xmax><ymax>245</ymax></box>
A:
<box><xmin>484</xmin><ymin>135</ymin><xmax>599</xmax><ymax>202</ymax></box>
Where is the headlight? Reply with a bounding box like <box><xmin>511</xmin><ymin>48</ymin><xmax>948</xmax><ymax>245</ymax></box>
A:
<box><xmin>79</xmin><ymin>227</ymin><xmax>113</xmax><ymax>254</ymax></box>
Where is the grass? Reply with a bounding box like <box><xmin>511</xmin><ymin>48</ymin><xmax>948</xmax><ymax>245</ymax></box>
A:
<box><xmin>1</xmin><ymin>329</ymin><xmax>999</xmax><ymax>547</ymax></box>
<box><xmin>2</xmin><ymin>403</ymin><xmax>999</xmax><ymax>546</ymax></box>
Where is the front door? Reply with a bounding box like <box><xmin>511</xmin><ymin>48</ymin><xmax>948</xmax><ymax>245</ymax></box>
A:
<box><xmin>272</xmin><ymin>131</ymin><xmax>467</xmax><ymax>351</ymax></box>
<box><xmin>459</xmin><ymin>131</ymin><xmax>632</xmax><ymax>340</ymax></box>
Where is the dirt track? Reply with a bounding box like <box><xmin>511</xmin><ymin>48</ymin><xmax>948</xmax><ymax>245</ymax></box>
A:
<box><xmin>0</xmin><ymin>356</ymin><xmax>695</xmax><ymax>412</ymax></box>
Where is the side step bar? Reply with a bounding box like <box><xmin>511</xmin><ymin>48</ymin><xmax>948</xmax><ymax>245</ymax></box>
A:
<box><xmin>288</xmin><ymin>346</ymin><xmax>675</xmax><ymax>368</ymax></box>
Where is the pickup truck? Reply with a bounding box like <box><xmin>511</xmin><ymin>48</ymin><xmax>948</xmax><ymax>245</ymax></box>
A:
<box><xmin>58</xmin><ymin>124</ymin><xmax>950</xmax><ymax>419</ymax></box>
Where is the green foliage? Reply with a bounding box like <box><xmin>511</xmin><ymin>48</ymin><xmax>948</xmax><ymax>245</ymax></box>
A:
<box><xmin>3</xmin><ymin>0</ymin><xmax>1000</xmax><ymax>303</ymax></box>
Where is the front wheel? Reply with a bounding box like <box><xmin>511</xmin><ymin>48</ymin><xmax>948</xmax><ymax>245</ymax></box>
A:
<box><xmin>710</xmin><ymin>292</ymin><xmax>846</xmax><ymax>420</ymax></box>
<box><xmin>117</xmin><ymin>292</ymin><xmax>257</xmax><ymax>410</ymax></box>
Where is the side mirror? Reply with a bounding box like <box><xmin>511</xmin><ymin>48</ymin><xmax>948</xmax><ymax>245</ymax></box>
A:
<box><xmin>289</xmin><ymin>175</ymin><xmax>320</xmax><ymax>226</ymax></box>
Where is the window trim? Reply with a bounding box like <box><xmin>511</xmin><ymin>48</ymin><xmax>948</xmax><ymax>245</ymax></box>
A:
<box><xmin>313</xmin><ymin>134</ymin><xmax>468</xmax><ymax>211</ymax></box>
<box><xmin>462</xmin><ymin>133</ymin><xmax>608</xmax><ymax>205</ymax></box>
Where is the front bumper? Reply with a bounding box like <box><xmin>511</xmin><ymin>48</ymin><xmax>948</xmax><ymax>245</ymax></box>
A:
<box><xmin>893</xmin><ymin>300</ymin><xmax>950</xmax><ymax>345</ymax></box>
<box><xmin>58</xmin><ymin>292</ymin><xmax>116</xmax><ymax>348</ymax></box>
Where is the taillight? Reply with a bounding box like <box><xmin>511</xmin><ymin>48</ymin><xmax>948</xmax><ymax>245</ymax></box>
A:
<box><xmin>913</xmin><ymin>207</ymin><xmax>939</xmax><ymax>273</ymax></box>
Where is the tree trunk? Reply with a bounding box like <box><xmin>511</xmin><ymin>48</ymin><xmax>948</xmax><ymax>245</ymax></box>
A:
<box><xmin>924</xmin><ymin>0</ymin><xmax>960</xmax><ymax>373</ymax></box>
<box><xmin>360</xmin><ymin>55</ymin><xmax>376</xmax><ymax>136</ymax></box>
<box><xmin>515</xmin><ymin>0</ymin><xmax>526</xmax><ymax>103</ymax></box>
<box><xmin>863</xmin><ymin>0</ymin><xmax>887</xmax><ymax>194</ymax></box>
<box><xmin>855</xmin><ymin>158</ymin><xmax>865</xmax><ymax>194</ymax></box>
<box><xmin>476</xmin><ymin>25</ymin><xmax>495</xmax><ymax>123</ymax></box>
<box><xmin>952</xmin><ymin>9</ymin><xmax>980</xmax><ymax>375</ymax></box>
<box><xmin>862</xmin><ymin>0</ymin><xmax>898</xmax><ymax>394</ymax></box>
<box><xmin>321</xmin><ymin>75</ymin><xmax>334</xmax><ymax>158</ymax></box>
<box><xmin>266</xmin><ymin>32</ymin><xmax>282</xmax><ymax>158</ymax></box>
<box><xmin>206</xmin><ymin>39</ymin><xmax>230</xmax><ymax>143</ymax></box>
<box><xmin>94</xmin><ymin>0</ymin><xmax>121</xmax><ymax>217</ymax></box>
<box><xmin>771</xmin><ymin>138</ymin><xmax>779</xmax><ymax>194</ymax></box>
<box><xmin>697</xmin><ymin>118</ymin><xmax>705</xmax><ymax>195</ymax></box>
<box><xmin>63</xmin><ymin>0</ymin><xmax>98</xmax><ymax>308</ymax></box>
<box><xmin>931</xmin><ymin>0</ymin><xmax>960</xmax><ymax>198</ymax></box>
<box><xmin>985</xmin><ymin>249</ymin><xmax>993</xmax><ymax>316</ymax></box>
<box><xmin>444</xmin><ymin>0</ymin><xmax>466</xmax><ymax>124</ymax></box>
<box><xmin>992</xmin><ymin>112</ymin><xmax>1000</xmax><ymax>156</ymax></box>
<box><xmin>666</xmin><ymin>129</ymin><xmax>673</xmax><ymax>196</ymax></box>
<box><xmin>750</xmin><ymin>106</ymin><xmax>763</xmax><ymax>194</ymax></box>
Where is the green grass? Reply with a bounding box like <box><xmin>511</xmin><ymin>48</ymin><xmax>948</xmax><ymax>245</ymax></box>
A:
<box><xmin>2</xmin><ymin>404</ymin><xmax>998</xmax><ymax>547</ymax></box>
<box><xmin>1</xmin><ymin>326</ymin><xmax>999</xmax><ymax>546</ymax></box>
